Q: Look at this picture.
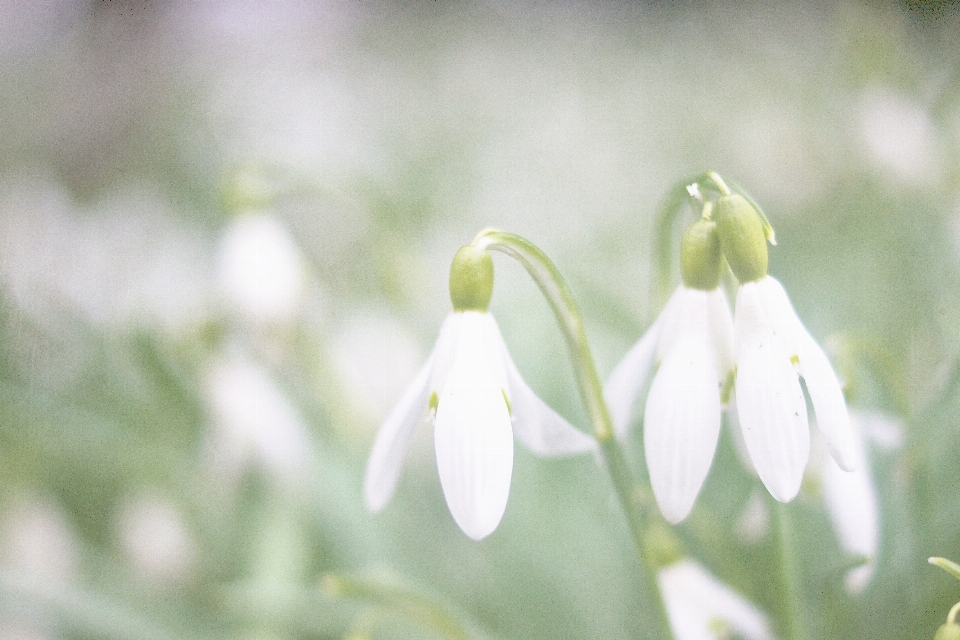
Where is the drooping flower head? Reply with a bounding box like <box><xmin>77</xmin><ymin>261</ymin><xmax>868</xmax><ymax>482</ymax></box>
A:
<box><xmin>364</xmin><ymin>244</ymin><xmax>594</xmax><ymax>540</ymax></box>
<box><xmin>715</xmin><ymin>193</ymin><xmax>857</xmax><ymax>502</ymax></box>
<box><xmin>605</xmin><ymin>215</ymin><xmax>734</xmax><ymax>523</ymax></box>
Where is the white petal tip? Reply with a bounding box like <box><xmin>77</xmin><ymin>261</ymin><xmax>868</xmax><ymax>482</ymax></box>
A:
<box><xmin>458</xmin><ymin>518</ymin><xmax>500</xmax><ymax>541</ymax></box>
<box><xmin>844</xmin><ymin>561</ymin><xmax>875</xmax><ymax>594</ymax></box>
<box><xmin>364</xmin><ymin>491</ymin><xmax>387</xmax><ymax>514</ymax></box>
<box><xmin>659</xmin><ymin>503</ymin><xmax>693</xmax><ymax>525</ymax></box>
<box><xmin>766</xmin><ymin>481</ymin><xmax>801</xmax><ymax>504</ymax></box>
<box><xmin>828</xmin><ymin>445</ymin><xmax>858</xmax><ymax>473</ymax></box>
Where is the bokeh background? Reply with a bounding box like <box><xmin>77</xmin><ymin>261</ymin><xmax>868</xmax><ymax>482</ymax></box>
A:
<box><xmin>1</xmin><ymin>1</ymin><xmax>960</xmax><ymax>639</ymax></box>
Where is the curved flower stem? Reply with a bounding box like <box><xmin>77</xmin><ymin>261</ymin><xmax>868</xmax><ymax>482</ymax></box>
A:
<box><xmin>474</xmin><ymin>229</ymin><xmax>613</xmax><ymax>443</ymax></box>
<box><xmin>706</xmin><ymin>171</ymin><xmax>732</xmax><ymax>196</ymax></box>
<box><xmin>474</xmin><ymin>228</ymin><xmax>675</xmax><ymax>640</ymax></box>
<box><xmin>774</xmin><ymin>502</ymin><xmax>808</xmax><ymax>640</ymax></box>
<box><xmin>930</xmin><ymin>557</ymin><xmax>960</xmax><ymax>583</ymax></box>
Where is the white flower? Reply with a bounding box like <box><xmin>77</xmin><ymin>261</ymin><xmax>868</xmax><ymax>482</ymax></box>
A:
<box><xmin>730</xmin><ymin>407</ymin><xmax>891</xmax><ymax>592</ymax></box>
<box><xmin>733</xmin><ymin>275</ymin><xmax>857</xmax><ymax>502</ymax></box>
<box><xmin>658</xmin><ymin>559</ymin><xmax>776</xmax><ymax>640</ymax></box>
<box><xmin>364</xmin><ymin>310</ymin><xmax>595</xmax><ymax>540</ymax></box>
<box><xmin>204</xmin><ymin>353</ymin><xmax>314</xmax><ymax>487</ymax></box>
<box><xmin>819</xmin><ymin>410</ymin><xmax>901</xmax><ymax>594</ymax></box>
<box><xmin>217</xmin><ymin>213</ymin><xmax>305</xmax><ymax>323</ymax></box>
<box><xmin>604</xmin><ymin>284</ymin><xmax>734</xmax><ymax>523</ymax></box>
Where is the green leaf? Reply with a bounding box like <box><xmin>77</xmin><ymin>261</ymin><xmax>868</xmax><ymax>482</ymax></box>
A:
<box><xmin>930</xmin><ymin>557</ymin><xmax>960</xmax><ymax>582</ymax></box>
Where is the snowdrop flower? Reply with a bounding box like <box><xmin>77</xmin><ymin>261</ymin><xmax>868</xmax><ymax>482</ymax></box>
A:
<box><xmin>605</xmin><ymin>218</ymin><xmax>734</xmax><ymax>523</ymax></box>
<box><xmin>818</xmin><ymin>410</ymin><xmax>901</xmax><ymax>594</ymax></box>
<box><xmin>364</xmin><ymin>245</ymin><xmax>595</xmax><ymax>540</ymax></box>
<box><xmin>658</xmin><ymin>558</ymin><xmax>776</xmax><ymax>640</ymax></box>
<box><xmin>715</xmin><ymin>193</ymin><xmax>857</xmax><ymax>503</ymax></box>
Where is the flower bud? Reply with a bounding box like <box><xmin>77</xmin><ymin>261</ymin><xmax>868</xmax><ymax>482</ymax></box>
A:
<box><xmin>680</xmin><ymin>219</ymin><xmax>723</xmax><ymax>290</ymax></box>
<box><xmin>449</xmin><ymin>245</ymin><xmax>494</xmax><ymax>312</ymax></box>
<box><xmin>714</xmin><ymin>194</ymin><xmax>768</xmax><ymax>284</ymax></box>
<box><xmin>935</xmin><ymin>623</ymin><xmax>960</xmax><ymax>640</ymax></box>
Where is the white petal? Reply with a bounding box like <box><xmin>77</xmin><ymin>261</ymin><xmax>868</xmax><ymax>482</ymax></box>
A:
<box><xmin>734</xmin><ymin>283</ymin><xmax>809</xmax><ymax>503</ymax></box>
<box><xmin>844</xmin><ymin>562</ymin><xmax>875</xmax><ymax>595</ymax></box>
<box><xmin>757</xmin><ymin>276</ymin><xmax>858</xmax><ymax>472</ymax></box>
<box><xmin>434</xmin><ymin>313</ymin><xmax>513</xmax><ymax>540</ymax></box>
<box><xmin>363</xmin><ymin>355</ymin><xmax>433</xmax><ymax>512</ymax></box>
<box><xmin>471</xmin><ymin>312</ymin><xmax>509</xmax><ymax>391</ymax></box>
<box><xmin>754</xmin><ymin>276</ymin><xmax>803</xmax><ymax>360</ymax></box>
<box><xmin>604</xmin><ymin>319</ymin><xmax>662</xmax><ymax>439</ymax></box>
<box><xmin>654</xmin><ymin>285</ymin><xmax>694</xmax><ymax>359</ymax></box>
<box><xmin>726</xmin><ymin>391</ymin><xmax>757</xmax><ymax>477</ymax></box>
<box><xmin>799</xmin><ymin>330</ymin><xmax>857</xmax><ymax>471</ymax></box>
<box><xmin>644</xmin><ymin>328</ymin><xmax>721</xmax><ymax>524</ymax></box>
<box><xmin>821</xmin><ymin>413</ymin><xmax>878</xmax><ymax>594</ymax></box>
<box><xmin>498</xmin><ymin>334</ymin><xmax>595</xmax><ymax>456</ymax></box>
<box><xmin>658</xmin><ymin>559</ymin><xmax>775</xmax><ymax>640</ymax></box>
<box><xmin>705</xmin><ymin>287</ymin><xmax>735</xmax><ymax>378</ymax></box>
<box><xmin>429</xmin><ymin>313</ymin><xmax>464</xmax><ymax>395</ymax></box>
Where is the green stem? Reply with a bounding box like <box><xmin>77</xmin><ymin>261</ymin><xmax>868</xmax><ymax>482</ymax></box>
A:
<box><xmin>474</xmin><ymin>229</ymin><xmax>675</xmax><ymax>640</ymax></box>
<box><xmin>474</xmin><ymin>229</ymin><xmax>613</xmax><ymax>442</ymax></box>
<box><xmin>774</xmin><ymin>502</ymin><xmax>807</xmax><ymax>640</ymax></box>
<box><xmin>930</xmin><ymin>557</ymin><xmax>960</xmax><ymax>583</ymax></box>
<box><xmin>706</xmin><ymin>171</ymin><xmax>732</xmax><ymax>196</ymax></box>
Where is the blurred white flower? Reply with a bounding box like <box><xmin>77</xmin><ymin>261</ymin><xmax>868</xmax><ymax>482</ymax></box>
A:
<box><xmin>817</xmin><ymin>410</ymin><xmax>900</xmax><ymax>594</ymax></box>
<box><xmin>204</xmin><ymin>352</ymin><xmax>314</xmax><ymax>487</ymax></box>
<box><xmin>733</xmin><ymin>275</ymin><xmax>856</xmax><ymax>502</ymax></box>
<box><xmin>0</xmin><ymin>180</ymin><xmax>210</xmax><ymax>331</ymax></box>
<box><xmin>604</xmin><ymin>284</ymin><xmax>734</xmax><ymax>523</ymax></box>
<box><xmin>364</xmin><ymin>310</ymin><xmax>594</xmax><ymax>540</ymax></box>
<box><xmin>735</xmin><ymin>488</ymin><xmax>771</xmax><ymax>545</ymax></box>
<box><xmin>859</xmin><ymin>89</ymin><xmax>941</xmax><ymax>187</ymax></box>
<box><xmin>217</xmin><ymin>213</ymin><xmax>305</xmax><ymax>323</ymax></box>
<box><xmin>0</xmin><ymin>495</ymin><xmax>76</xmax><ymax>581</ymax></box>
<box><xmin>732</xmin><ymin>405</ymin><xmax>896</xmax><ymax>593</ymax></box>
<box><xmin>116</xmin><ymin>492</ymin><xmax>196</xmax><ymax>586</ymax></box>
<box><xmin>658</xmin><ymin>558</ymin><xmax>775</xmax><ymax>640</ymax></box>
<box><xmin>0</xmin><ymin>496</ymin><xmax>78</xmax><ymax>640</ymax></box>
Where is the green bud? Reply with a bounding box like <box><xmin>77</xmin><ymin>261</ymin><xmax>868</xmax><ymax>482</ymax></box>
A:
<box><xmin>680</xmin><ymin>219</ymin><xmax>723</xmax><ymax>290</ymax></box>
<box><xmin>714</xmin><ymin>194</ymin><xmax>768</xmax><ymax>283</ymax></box>
<box><xmin>935</xmin><ymin>623</ymin><xmax>960</xmax><ymax>640</ymax></box>
<box><xmin>449</xmin><ymin>245</ymin><xmax>494</xmax><ymax>312</ymax></box>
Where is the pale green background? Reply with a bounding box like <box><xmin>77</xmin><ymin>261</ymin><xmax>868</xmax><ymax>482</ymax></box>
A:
<box><xmin>0</xmin><ymin>2</ymin><xmax>959</xmax><ymax>639</ymax></box>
